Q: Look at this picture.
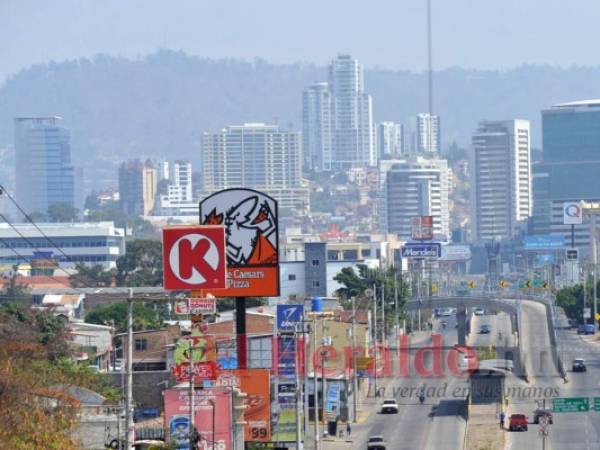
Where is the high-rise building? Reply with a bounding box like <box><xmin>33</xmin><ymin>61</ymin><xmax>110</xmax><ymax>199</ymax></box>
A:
<box><xmin>118</xmin><ymin>159</ymin><xmax>157</xmax><ymax>217</ymax></box>
<box><xmin>302</xmin><ymin>54</ymin><xmax>375</xmax><ymax>170</ymax></box>
<box><xmin>415</xmin><ymin>113</ymin><xmax>441</xmax><ymax>154</ymax></box>
<box><xmin>15</xmin><ymin>117</ymin><xmax>75</xmax><ymax>215</ymax></box>
<box><xmin>380</xmin><ymin>157</ymin><xmax>450</xmax><ymax>240</ymax></box>
<box><xmin>329</xmin><ymin>54</ymin><xmax>375</xmax><ymax>168</ymax></box>
<box><xmin>377</xmin><ymin>122</ymin><xmax>404</xmax><ymax>157</ymax></box>
<box><xmin>302</xmin><ymin>82</ymin><xmax>333</xmax><ymax>171</ymax></box>
<box><xmin>531</xmin><ymin>100</ymin><xmax>600</xmax><ymax>251</ymax></box>
<box><xmin>153</xmin><ymin>160</ymin><xmax>197</xmax><ymax>217</ymax></box>
<box><xmin>201</xmin><ymin>123</ymin><xmax>309</xmax><ymax>211</ymax></box>
<box><xmin>470</xmin><ymin>120</ymin><xmax>532</xmax><ymax>242</ymax></box>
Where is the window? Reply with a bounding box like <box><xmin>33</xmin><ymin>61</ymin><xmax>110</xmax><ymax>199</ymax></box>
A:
<box><xmin>288</xmin><ymin>274</ymin><xmax>296</xmax><ymax>281</ymax></box>
<box><xmin>249</xmin><ymin>336</ymin><xmax>272</xmax><ymax>369</ymax></box>
<box><xmin>135</xmin><ymin>338</ymin><xmax>148</xmax><ymax>351</ymax></box>
<box><xmin>311</xmin><ymin>259</ymin><xmax>320</xmax><ymax>266</ymax></box>
<box><xmin>312</xmin><ymin>280</ymin><xmax>321</xmax><ymax>288</ymax></box>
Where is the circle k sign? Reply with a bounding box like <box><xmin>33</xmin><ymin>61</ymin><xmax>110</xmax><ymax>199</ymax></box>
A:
<box><xmin>162</xmin><ymin>226</ymin><xmax>227</xmax><ymax>290</ymax></box>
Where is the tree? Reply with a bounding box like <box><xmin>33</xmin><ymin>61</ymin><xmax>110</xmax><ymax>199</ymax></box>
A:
<box><xmin>85</xmin><ymin>301</ymin><xmax>165</xmax><ymax>332</ymax></box>
<box><xmin>69</xmin><ymin>264</ymin><xmax>114</xmax><ymax>288</ymax></box>
<box><xmin>48</xmin><ymin>202</ymin><xmax>79</xmax><ymax>222</ymax></box>
<box><xmin>115</xmin><ymin>239</ymin><xmax>163</xmax><ymax>287</ymax></box>
<box><xmin>0</xmin><ymin>265</ymin><xmax>30</xmax><ymax>303</ymax></box>
<box><xmin>216</xmin><ymin>297</ymin><xmax>267</xmax><ymax>312</ymax></box>
<box><xmin>555</xmin><ymin>284</ymin><xmax>585</xmax><ymax>322</ymax></box>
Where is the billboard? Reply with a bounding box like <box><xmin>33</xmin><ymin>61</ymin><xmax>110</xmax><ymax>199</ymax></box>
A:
<box><xmin>324</xmin><ymin>382</ymin><xmax>341</xmax><ymax>421</ymax></box>
<box><xmin>199</xmin><ymin>189</ymin><xmax>280</xmax><ymax>297</ymax></box>
<box><xmin>276</xmin><ymin>304</ymin><xmax>304</xmax><ymax>332</ymax></box>
<box><xmin>411</xmin><ymin>216</ymin><xmax>434</xmax><ymax>240</ymax></box>
<box><xmin>215</xmin><ymin>369</ymin><xmax>272</xmax><ymax>442</ymax></box>
<box><xmin>439</xmin><ymin>245</ymin><xmax>471</xmax><ymax>261</ymax></box>
<box><xmin>171</xmin><ymin>332</ymin><xmax>217</xmax><ymax>383</ymax></box>
<box><xmin>522</xmin><ymin>235</ymin><xmax>565</xmax><ymax>250</ymax></box>
<box><xmin>272</xmin><ymin>381</ymin><xmax>300</xmax><ymax>443</ymax></box>
<box><xmin>162</xmin><ymin>226</ymin><xmax>227</xmax><ymax>290</ymax></box>
<box><xmin>164</xmin><ymin>388</ymin><xmax>232</xmax><ymax>450</ymax></box>
<box><xmin>401</xmin><ymin>243</ymin><xmax>441</xmax><ymax>259</ymax></box>
<box><xmin>277</xmin><ymin>335</ymin><xmax>297</xmax><ymax>378</ymax></box>
<box><xmin>563</xmin><ymin>202</ymin><xmax>583</xmax><ymax>225</ymax></box>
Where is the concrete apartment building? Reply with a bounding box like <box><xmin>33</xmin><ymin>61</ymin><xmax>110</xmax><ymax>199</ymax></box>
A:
<box><xmin>470</xmin><ymin>119</ymin><xmax>532</xmax><ymax>242</ymax></box>
<box><xmin>415</xmin><ymin>113</ymin><xmax>441</xmax><ymax>154</ymax></box>
<box><xmin>380</xmin><ymin>157</ymin><xmax>451</xmax><ymax>241</ymax></box>
<box><xmin>201</xmin><ymin>123</ymin><xmax>309</xmax><ymax>211</ymax></box>
<box><xmin>15</xmin><ymin>116</ymin><xmax>76</xmax><ymax>215</ymax></box>
<box><xmin>302</xmin><ymin>54</ymin><xmax>375</xmax><ymax>170</ymax></box>
<box><xmin>118</xmin><ymin>159</ymin><xmax>158</xmax><ymax>217</ymax></box>
<box><xmin>377</xmin><ymin>122</ymin><xmax>404</xmax><ymax>157</ymax></box>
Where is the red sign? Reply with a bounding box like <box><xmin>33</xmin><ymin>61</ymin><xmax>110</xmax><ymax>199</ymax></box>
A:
<box><xmin>216</xmin><ymin>369</ymin><xmax>271</xmax><ymax>442</ymax></box>
<box><xmin>411</xmin><ymin>216</ymin><xmax>434</xmax><ymax>240</ymax></box>
<box><xmin>189</xmin><ymin>296</ymin><xmax>216</xmax><ymax>314</ymax></box>
<box><xmin>171</xmin><ymin>361</ymin><xmax>217</xmax><ymax>383</ymax></box>
<box><xmin>162</xmin><ymin>226</ymin><xmax>227</xmax><ymax>290</ymax></box>
<box><xmin>199</xmin><ymin>189</ymin><xmax>280</xmax><ymax>297</ymax></box>
<box><xmin>164</xmin><ymin>388</ymin><xmax>232</xmax><ymax>449</ymax></box>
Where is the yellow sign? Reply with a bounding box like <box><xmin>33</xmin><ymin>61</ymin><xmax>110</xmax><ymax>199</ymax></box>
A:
<box><xmin>468</xmin><ymin>281</ymin><xmax>476</xmax><ymax>289</ymax></box>
<box><xmin>356</xmin><ymin>356</ymin><xmax>374</xmax><ymax>370</ymax></box>
<box><xmin>596</xmin><ymin>313</ymin><xmax>600</xmax><ymax>321</ymax></box>
<box><xmin>524</xmin><ymin>280</ymin><xmax>532</xmax><ymax>289</ymax></box>
<box><xmin>431</xmin><ymin>282</ymin><xmax>438</xmax><ymax>294</ymax></box>
<box><xmin>499</xmin><ymin>280</ymin><xmax>509</xmax><ymax>289</ymax></box>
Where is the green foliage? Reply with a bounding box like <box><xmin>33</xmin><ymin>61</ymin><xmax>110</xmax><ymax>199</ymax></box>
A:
<box><xmin>47</xmin><ymin>202</ymin><xmax>79</xmax><ymax>222</ymax></box>
<box><xmin>86</xmin><ymin>301</ymin><xmax>166</xmax><ymax>332</ymax></box>
<box><xmin>555</xmin><ymin>284</ymin><xmax>586</xmax><ymax>322</ymax></box>
<box><xmin>69</xmin><ymin>263</ymin><xmax>114</xmax><ymax>288</ymax></box>
<box><xmin>115</xmin><ymin>239</ymin><xmax>163</xmax><ymax>286</ymax></box>
<box><xmin>334</xmin><ymin>265</ymin><xmax>410</xmax><ymax>327</ymax></box>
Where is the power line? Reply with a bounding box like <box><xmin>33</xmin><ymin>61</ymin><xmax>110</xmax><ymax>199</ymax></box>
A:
<box><xmin>0</xmin><ymin>184</ymin><xmax>81</xmax><ymax>265</ymax></box>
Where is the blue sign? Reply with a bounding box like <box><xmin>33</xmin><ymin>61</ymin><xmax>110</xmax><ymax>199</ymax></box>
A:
<box><xmin>325</xmin><ymin>382</ymin><xmax>341</xmax><ymax>417</ymax></box>
<box><xmin>523</xmin><ymin>235</ymin><xmax>565</xmax><ymax>250</ymax></box>
<box><xmin>169</xmin><ymin>415</ymin><xmax>190</xmax><ymax>450</ymax></box>
<box><xmin>278</xmin><ymin>335</ymin><xmax>297</xmax><ymax>378</ymax></box>
<box><xmin>277</xmin><ymin>304</ymin><xmax>304</xmax><ymax>331</ymax></box>
<box><xmin>401</xmin><ymin>243</ymin><xmax>441</xmax><ymax>259</ymax></box>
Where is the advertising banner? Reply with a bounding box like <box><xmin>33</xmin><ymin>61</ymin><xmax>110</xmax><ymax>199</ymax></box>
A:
<box><xmin>199</xmin><ymin>189</ymin><xmax>280</xmax><ymax>297</ymax></box>
<box><xmin>277</xmin><ymin>335</ymin><xmax>297</xmax><ymax>378</ymax></box>
<box><xmin>401</xmin><ymin>243</ymin><xmax>441</xmax><ymax>259</ymax></box>
<box><xmin>523</xmin><ymin>235</ymin><xmax>565</xmax><ymax>250</ymax></box>
<box><xmin>171</xmin><ymin>333</ymin><xmax>217</xmax><ymax>383</ymax></box>
<box><xmin>276</xmin><ymin>304</ymin><xmax>304</xmax><ymax>332</ymax></box>
<box><xmin>563</xmin><ymin>202</ymin><xmax>583</xmax><ymax>225</ymax></box>
<box><xmin>324</xmin><ymin>382</ymin><xmax>341</xmax><ymax>421</ymax></box>
<box><xmin>272</xmin><ymin>380</ymin><xmax>300</xmax><ymax>443</ymax></box>
<box><xmin>164</xmin><ymin>388</ymin><xmax>232</xmax><ymax>450</ymax></box>
<box><xmin>162</xmin><ymin>226</ymin><xmax>227</xmax><ymax>290</ymax></box>
<box><xmin>215</xmin><ymin>369</ymin><xmax>272</xmax><ymax>442</ymax></box>
<box><xmin>189</xmin><ymin>296</ymin><xmax>217</xmax><ymax>314</ymax></box>
<box><xmin>411</xmin><ymin>216</ymin><xmax>434</xmax><ymax>240</ymax></box>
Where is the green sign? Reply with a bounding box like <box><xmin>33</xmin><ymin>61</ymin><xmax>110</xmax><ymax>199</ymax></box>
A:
<box><xmin>594</xmin><ymin>398</ymin><xmax>600</xmax><ymax>411</ymax></box>
<box><xmin>553</xmin><ymin>397</ymin><xmax>589</xmax><ymax>413</ymax></box>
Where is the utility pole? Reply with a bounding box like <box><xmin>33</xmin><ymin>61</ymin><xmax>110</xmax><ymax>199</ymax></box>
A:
<box><xmin>394</xmin><ymin>272</ymin><xmax>399</xmax><ymax>345</ymax></box>
<box><xmin>303</xmin><ymin>320</ymin><xmax>310</xmax><ymax>444</ymax></box>
<box><xmin>125</xmin><ymin>288</ymin><xmax>134</xmax><ymax>450</ymax></box>
<box><xmin>189</xmin><ymin>342</ymin><xmax>195</xmax><ymax>450</ymax></box>
<box><xmin>592</xmin><ymin>213</ymin><xmax>598</xmax><ymax>330</ymax></box>
<box><xmin>351</xmin><ymin>297</ymin><xmax>358</xmax><ymax>423</ymax></box>
<box><xmin>295</xmin><ymin>322</ymin><xmax>303</xmax><ymax>450</ymax></box>
<box><xmin>372</xmin><ymin>284</ymin><xmax>378</xmax><ymax>397</ymax></box>
<box><xmin>313</xmin><ymin>316</ymin><xmax>320</xmax><ymax>447</ymax></box>
<box><xmin>321</xmin><ymin>319</ymin><xmax>328</xmax><ymax>436</ymax></box>
<box><xmin>381</xmin><ymin>283</ymin><xmax>386</xmax><ymax>345</ymax></box>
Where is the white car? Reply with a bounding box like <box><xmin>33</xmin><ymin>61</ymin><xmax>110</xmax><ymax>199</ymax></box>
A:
<box><xmin>367</xmin><ymin>435</ymin><xmax>387</xmax><ymax>450</ymax></box>
<box><xmin>380</xmin><ymin>399</ymin><xmax>399</xmax><ymax>414</ymax></box>
<box><xmin>474</xmin><ymin>308</ymin><xmax>485</xmax><ymax>316</ymax></box>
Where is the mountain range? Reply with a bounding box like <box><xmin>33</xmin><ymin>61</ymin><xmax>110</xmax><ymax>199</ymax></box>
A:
<box><xmin>1</xmin><ymin>50</ymin><xmax>600</xmax><ymax>191</ymax></box>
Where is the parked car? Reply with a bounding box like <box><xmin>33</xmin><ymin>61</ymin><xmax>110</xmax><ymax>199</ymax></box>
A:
<box><xmin>533</xmin><ymin>408</ymin><xmax>553</xmax><ymax>424</ymax></box>
<box><xmin>584</xmin><ymin>324</ymin><xmax>596</xmax><ymax>335</ymax></box>
<box><xmin>367</xmin><ymin>435</ymin><xmax>387</xmax><ymax>450</ymax></box>
<box><xmin>474</xmin><ymin>308</ymin><xmax>485</xmax><ymax>316</ymax></box>
<box><xmin>572</xmin><ymin>358</ymin><xmax>587</xmax><ymax>372</ymax></box>
<box><xmin>380</xmin><ymin>399</ymin><xmax>399</xmax><ymax>414</ymax></box>
<box><xmin>509</xmin><ymin>414</ymin><xmax>528</xmax><ymax>431</ymax></box>
<box><xmin>479</xmin><ymin>324</ymin><xmax>491</xmax><ymax>334</ymax></box>
<box><xmin>577</xmin><ymin>324</ymin><xmax>586</xmax><ymax>334</ymax></box>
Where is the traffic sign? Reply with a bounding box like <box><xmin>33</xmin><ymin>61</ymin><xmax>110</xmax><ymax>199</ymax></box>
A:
<box><xmin>552</xmin><ymin>397</ymin><xmax>589</xmax><ymax>413</ymax></box>
<box><xmin>401</xmin><ymin>243</ymin><xmax>441</xmax><ymax>259</ymax></box>
<box><xmin>468</xmin><ymin>281</ymin><xmax>476</xmax><ymax>289</ymax></box>
<box><xmin>499</xmin><ymin>280</ymin><xmax>509</xmax><ymax>289</ymax></box>
<box><xmin>162</xmin><ymin>226</ymin><xmax>227</xmax><ymax>290</ymax></box>
<box><xmin>594</xmin><ymin>397</ymin><xmax>600</xmax><ymax>411</ymax></box>
<box><xmin>356</xmin><ymin>356</ymin><xmax>374</xmax><ymax>370</ymax></box>
<box><xmin>584</xmin><ymin>308</ymin><xmax>591</xmax><ymax>319</ymax></box>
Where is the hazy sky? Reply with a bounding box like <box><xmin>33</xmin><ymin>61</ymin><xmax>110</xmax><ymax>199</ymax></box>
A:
<box><xmin>1</xmin><ymin>0</ymin><xmax>599</xmax><ymax>83</ymax></box>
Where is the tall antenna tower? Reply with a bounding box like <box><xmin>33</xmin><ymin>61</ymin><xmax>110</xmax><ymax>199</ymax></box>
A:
<box><xmin>427</xmin><ymin>0</ymin><xmax>433</xmax><ymax>115</ymax></box>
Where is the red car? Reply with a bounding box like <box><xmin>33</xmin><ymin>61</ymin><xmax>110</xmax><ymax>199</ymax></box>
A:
<box><xmin>509</xmin><ymin>414</ymin><xmax>528</xmax><ymax>431</ymax></box>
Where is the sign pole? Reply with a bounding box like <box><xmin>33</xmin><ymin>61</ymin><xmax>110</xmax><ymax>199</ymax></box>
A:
<box><xmin>125</xmin><ymin>288</ymin><xmax>134</xmax><ymax>450</ymax></box>
<box><xmin>236</xmin><ymin>297</ymin><xmax>247</xmax><ymax>369</ymax></box>
<box><xmin>189</xmin><ymin>344</ymin><xmax>195</xmax><ymax>450</ymax></box>
<box><xmin>571</xmin><ymin>224</ymin><xmax>575</xmax><ymax>248</ymax></box>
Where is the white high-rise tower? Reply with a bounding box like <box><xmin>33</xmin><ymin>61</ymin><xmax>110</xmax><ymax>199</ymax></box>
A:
<box><xmin>470</xmin><ymin>120</ymin><xmax>532</xmax><ymax>242</ymax></box>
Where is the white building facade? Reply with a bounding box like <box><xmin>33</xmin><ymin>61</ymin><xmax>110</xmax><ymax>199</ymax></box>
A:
<box><xmin>380</xmin><ymin>157</ymin><xmax>450</xmax><ymax>241</ymax></box>
<box><xmin>415</xmin><ymin>113</ymin><xmax>441</xmax><ymax>154</ymax></box>
<box><xmin>377</xmin><ymin>122</ymin><xmax>403</xmax><ymax>157</ymax></box>
<box><xmin>302</xmin><ymin>82</ymin><xmax>333</xmax><ymax>171</ymax></box>
<box><xmin>201</xmin><ymin>123</ymin><xmax>309</xmax><ymax>211</ymax></box>
<box><xmin>470</xmin><ymin>120</ymin><xmax>532</xmax><ymax>242</ymax></box>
